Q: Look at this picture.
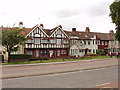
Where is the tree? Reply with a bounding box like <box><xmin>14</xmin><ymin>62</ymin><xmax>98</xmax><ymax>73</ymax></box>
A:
<box><xmin>2</xmin><ymin>28</ymin><xmax>26</xmax><ymax>63</ymax></box>
<box><xmin>109</xmin><ymin>1</ymin><xmax>120</xmax><ymax>41</ymax></box>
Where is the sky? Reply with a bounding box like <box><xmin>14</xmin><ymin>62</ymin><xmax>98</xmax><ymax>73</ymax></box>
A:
<box><xmin>0</xmin><ymin>0</ymin><xmax>116</xmax><ymax>33</ymax></box>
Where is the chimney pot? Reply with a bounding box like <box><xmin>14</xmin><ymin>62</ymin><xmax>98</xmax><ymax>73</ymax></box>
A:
<box><xmin>40</xmin><ymin>24</ymin><xmax>44</xmax><ymax>29</ymax></box>
<box><xmin>85</xmin><ymin>27</ymin><xmax>90</xmax><ymax>32</ymax></box>
<box><xmin>109</xmin><ymin>30</ymin><xmax>114</xmax><ymax>34</ymax></box>
<box><xmin>72</xmin><ymin>28</ymin><xmax>76</xmax><ymax>32</ymax></box>
<box><xmin>19</xmin><ymin>22</ymin><xmax>23</xmax><ymax>29</ymax></box>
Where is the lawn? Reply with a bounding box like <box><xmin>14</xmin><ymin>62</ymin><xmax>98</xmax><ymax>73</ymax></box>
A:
<box><xmin>2</xmin><ymin>56</ymin><xmax>115</xmax><ymax>65</ymax></box>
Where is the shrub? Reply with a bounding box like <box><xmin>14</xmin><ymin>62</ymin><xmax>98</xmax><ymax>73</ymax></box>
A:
<box><xmin>87</xmin><ymin>53</ymin><xmax>97</xmax><ymax>56</ymax></box>
<box><xmin>10</xmin><ymin>54</ymin><xmax>32</xmax><ymax>59</ymax></box>
<box><xmin>96</xmin><ymin>49</ymin><xmax>106</xmax><ymax>55</ymax></box>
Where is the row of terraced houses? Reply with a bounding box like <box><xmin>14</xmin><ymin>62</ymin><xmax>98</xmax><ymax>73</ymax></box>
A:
<box><xmin>1</xmin><ymin>22</ymin><xmax>120</xmax><ymax>61</ymax></box>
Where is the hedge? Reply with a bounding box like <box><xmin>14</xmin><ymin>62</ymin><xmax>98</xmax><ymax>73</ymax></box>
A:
<box><xmin>10</xmin><ymin>54</ymin><xmax>32</xmax><ymax>59</ymax></box>
<box><xmin>96</xmin><ymin>49</ymin><xmax>106</xmax><ymax>55</ymax></box>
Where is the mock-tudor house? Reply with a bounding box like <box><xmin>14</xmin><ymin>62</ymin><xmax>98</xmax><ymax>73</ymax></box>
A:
<box><xmin>1</xmin><ymin>22</ymin><xmax>120</xmax><ymax>61</ymax></box>
<box><xmin>22</xmin><ymin>24</ymin><xmax>70</xmax><ymax>59</ymax></box>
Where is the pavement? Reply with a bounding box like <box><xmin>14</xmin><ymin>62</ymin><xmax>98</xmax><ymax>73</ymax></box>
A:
<box><xmin>1</xmin><ymin>58</ymin><xmax>119</xmax><ymax>79</ymax></box>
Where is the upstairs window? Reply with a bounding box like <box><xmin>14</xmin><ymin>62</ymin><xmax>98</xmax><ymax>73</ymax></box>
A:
<box><xmin>93</xmin><ymin>40</ymin><xmax>94</xmax><ymax>44</ymax></box>
<box><xmin>26</xmin><ymin>39</ymin><xmax>33</xmax><ymax>43</ymax></box>
<box><xmin>34</xmin><ymin>34</ymin><xmax>40</xmax><ymax>44</ymax></box>
<box><xmin>84</xmin><ymin>40</ymin><xmax>86</xmax><ymax>45</ymax></box>
<box><xmin>56</xmin><ymin>35</ymin><xmax>62</xmax><ymax>45</ymax></box>
<box><xmin>41</xmin><ymin>39</ymin><xmax>48</xmax><ymax>43</ymax></box>
<box><xmin>57</xmin><ymin>39</ymin><xmax>61</xmax><ymax>44</ymax></box>
<box><xmin>35</xmin><ymin>38</ymin><xmax>40</xmax><ymax>44</ymax></box>
<box><xmin>63</xmin><ymin>39</ymin><xmax>69</xmax><ymax>44</ymax></box>
<box><xmin>50</xmin><ymin>39</ymin><xmax>56</xmax><ymax>43</ymax></box>
<box><xmin>88</xmin><ymin>41</ymin><xmax>90</xmax><ymax>44</ymax></box>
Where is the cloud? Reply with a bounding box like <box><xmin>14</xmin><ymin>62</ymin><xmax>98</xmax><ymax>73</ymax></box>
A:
<box><xmin>0</xmin><ymin>12</ymin><xmax>7</xmax><ymax>16</ymax></box>
<box><xmin>87</xmin><ymin>2</ymin><xmax>110</xmax><ymax>17</ymax></box>
<box><xmin>54</xmin><ymin>8</ymin><xmax>81</xmax><ymax>18</ymax></box>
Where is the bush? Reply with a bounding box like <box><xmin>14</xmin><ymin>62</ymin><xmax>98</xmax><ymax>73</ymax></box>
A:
<box><xmin>87</xmin><ymin>53</ymin><xmax>97</xmax><ymax>56</ymax></box>
<box><xmin>96</xmin><ymin>49</ymin><xmax>106</xmax><ymax>55</ymax></box>
<box><xmin>10</xmin><ymin>54</ymin><xmax>32</xmax><ymax>59</ymax></box>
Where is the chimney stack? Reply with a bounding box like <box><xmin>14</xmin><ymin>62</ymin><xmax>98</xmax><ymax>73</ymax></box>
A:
<box><xmin>19</xmin><ymin>22</ymin><xmax>23</xmax><ymax>29</ymax></box>
<box><xmin>109</xmin><ymin>30</ymin><xmax>114</xmax><ymax>34</ymax></box>
<box><xmin>72</xmin><ymin>28</ymin><xmax>76</xmax><ymax>32</ymax></box>
<box><xmin>85</xmin><ymin>27</ymin><xmax>90</xmax><ymax>32</ymax></box>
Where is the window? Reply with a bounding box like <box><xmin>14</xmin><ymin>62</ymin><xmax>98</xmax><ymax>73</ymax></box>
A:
<box><xmin>96</xmin><ymin>41</ymin><xmax>98</xmax><ymax>44</ymax></box>
<box><xmin>27</xmin><ymin>50</ymin><xmax>33</xmax><ymax>55</ymax></box>
<box><xmin>71</xmin><ymin>49</ymin><xmax>74</xmax><ymax>56</ymax></box>
<box><xmin>102</xmin><ymin>41</ymin><xmax>104</xmax><ymax>45</ymax></box>
<box><xmin>41</xmin><ymin>39</ymin><xmax>48</xmax><ymax>43</ymax></box>
<box><xmin>34</xmin><ymin>34</ymin><xmax>40</xmax><ymax>37</ymax></box>
<box><xmin>89</xmin><ymin>50</ymin><xmax>91</xmax><ymax>52</ymax></box>
<box><xmin>80</xmin><ymin>41</ymin><xmax>82</xmax><ymax>44</ymax></box>
<box><xmin>50</xmin><ymin>39</ymin><xmax>56</xmax><ymax>43</ymax></box>
<box><xmin>56</xmin><ymin>35</ymin><xmax>62</xmax><ymax>45</ymax></box>
<box><xmin>41</xmin><ymin>50</ymin><xmax>47</xmax><ymax>57</ymax></box>
<box><xmin>57</xmin><ymin>50</ymin><xmax>60</xmax><ymax>56</ymax></box>
<box><xmin>105</xmin><ymin>41</ymin><xmax>108</xmax><ymax>45</ymax></box>
<box><xmin>88</xmin><ymin>41</ymin><xmax>90</xmax><ymax>44</ymax></box>
<box><xmin>35</xmin><ymin>51</ymin><xmax>39</xmax><ymax>57</ymax></box>
<box><xmin>57</xmin><ymin>39</ymin><xmax>61</xmax><ymax>44</ymax></box>
<box><xmin>35</xmin><ymin>38</ymin><xmax>40</xmax><ymax>44</ymax></box>
<box><xmin>84</xmin><ymin>40</ymin><xmax>86</xmax><ymax>45</ymax></box>
<box><xmin>93</xmin><ymin>40</ymin><xmax>94</xmax><ymax>44</ymax></box>
<box><xmin>61</xmin><ymin>50</ymin><xmax>66</xmax><ymax>54</ymax></box>
<box><xmin>26</xmin><ymin>39</ymin><xmax>33</xmax><ymax>43</ymax></box>
<box><xmin>63</xmin><ymin>40</ymin><xmax>69</xmax><ymax>44</ymax></box>
<box><xmin>98</xmin><ymin>41</ymin><xmax>100</xmax><ymax>45</ymax></box>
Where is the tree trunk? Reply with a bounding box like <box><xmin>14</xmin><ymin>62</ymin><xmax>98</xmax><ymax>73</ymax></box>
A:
<box><xmin>7</xmin><ymin>52</ymin><xmax>11</xmax><ymax>63</ymax></box>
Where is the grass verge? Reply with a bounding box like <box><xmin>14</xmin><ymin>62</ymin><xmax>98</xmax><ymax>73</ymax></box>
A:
<box><xmin>2</xmin><ymin>56</ymin><xmax>115</xmax><ymax>65</ymax></box>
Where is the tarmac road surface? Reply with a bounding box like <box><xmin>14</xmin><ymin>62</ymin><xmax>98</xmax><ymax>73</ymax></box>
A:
<box><xmin>2</xmin><ymin>65</ymin><xmax>118</xmax><ymax>88</ymax></box>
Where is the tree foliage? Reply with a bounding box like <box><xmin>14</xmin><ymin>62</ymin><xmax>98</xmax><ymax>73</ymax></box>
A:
<box><xmin>2</xmin><ymin>28</ymin><xmax>26</xmax><ymax>63</ymax></box>
<box><xmin>109</xmin><ymin>1</ymin><xmax>120</xmax><ymax>41</ymax></box>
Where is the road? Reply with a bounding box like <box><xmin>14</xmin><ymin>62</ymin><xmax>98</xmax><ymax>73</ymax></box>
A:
<box><xmin>2</xmin><ymin>65</ymin><xmax>118</xmax><ymax>88</ymax></box>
